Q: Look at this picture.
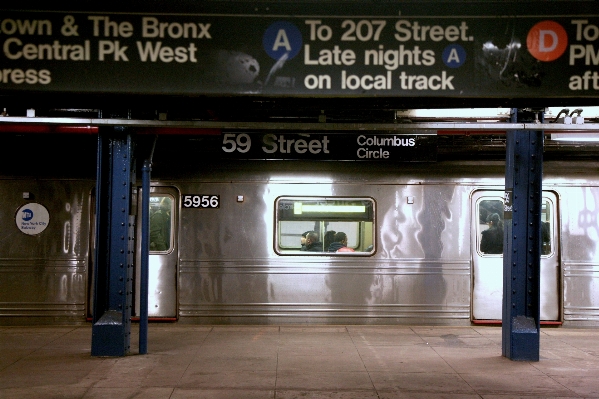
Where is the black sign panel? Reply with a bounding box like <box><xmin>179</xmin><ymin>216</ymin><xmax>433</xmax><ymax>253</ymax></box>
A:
<box><xmin>0</xmin><ymin>10</ymin><xmax>597</xmax><ymax>98</ymax></box>
<box><xmin>221</xmin><ymin>132</ymin><xmax>437</xmax><ymax>161</ymax></box>
<box><xmin>504</xmin><ymin>189</ymin><xmax>513</xmax><ymax>220</ymax></box>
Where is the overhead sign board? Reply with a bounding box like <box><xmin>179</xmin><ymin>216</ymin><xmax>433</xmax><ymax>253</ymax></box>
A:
<box><xmin>220</xmin><ymin>132</ymin><xmax>437</xmax><ymax>161</ymax></box>
<box><xmin>0</xmin><ymin>9</ymin><xmax>598</xmax><ymax>98</ymax></box>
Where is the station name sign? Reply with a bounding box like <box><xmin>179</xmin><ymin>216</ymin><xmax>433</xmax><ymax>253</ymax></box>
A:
<box><xmin>0</xmin><ymin>10</ymin><xmax>598</xmax><ymax>97</ymax></box>
<box><xmin>221</xmin><ymin>132</ymin><xmax>437</xmax><ymax>161</ymax></box>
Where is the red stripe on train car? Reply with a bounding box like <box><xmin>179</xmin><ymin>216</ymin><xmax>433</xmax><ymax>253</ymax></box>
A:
<box><xmin>0</xmin><ymin>124</ymin><xmax>98</xmax><ymax>134</ymax></box>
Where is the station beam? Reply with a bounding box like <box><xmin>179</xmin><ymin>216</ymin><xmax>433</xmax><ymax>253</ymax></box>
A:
<box><xmin>91</xmin><ymin>128</ymin><xmax>136</xmax><ymax>357</ymax></box>
<box><xmin>502</xmin><ymin>109</ymin><xmax>543</xmax><ymax>361</ymax></box>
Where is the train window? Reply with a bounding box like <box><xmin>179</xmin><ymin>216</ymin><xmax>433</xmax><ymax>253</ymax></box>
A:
<box><xmin>476</xmin><ymin>196</ymin><xmax>554</xmax><ymax>256</ymax></box>
<box><xmin>149</xmin><ymin>195</ymin><xmax>173</xmax><ymax>253</ymax></box>
<box><xmin>477</xmin><ymin>198</ymin><xmax>504</xmax><ymax>256</ymax></box>
<box><xmin>275</xmin><ymin>197</ymin><xmax>375</xmax><ymax>255</ymax></box>
<box><xmin>541</xmin><ymin>198</ymin><xmax>553</xmax><ymax>256</ymax></box>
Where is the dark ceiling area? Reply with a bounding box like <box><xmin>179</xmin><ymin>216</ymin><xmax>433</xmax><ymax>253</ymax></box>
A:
<box><xmin>2</xmin><ymin>93</ymin><xmax>599</xmax><ymax>122</ymax></box>
<box><xmin>2</xmin><ymin>0</ymin><xmax>599</xmax><ymax>164</ymax></box>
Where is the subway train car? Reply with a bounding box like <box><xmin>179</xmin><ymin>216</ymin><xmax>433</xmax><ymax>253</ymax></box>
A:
<box><xmin>1</xmin><ymin>131</ymin><xmax>599</xmax><ymax>326</ymax></box>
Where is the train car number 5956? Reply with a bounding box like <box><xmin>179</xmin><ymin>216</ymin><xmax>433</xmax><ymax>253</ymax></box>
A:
<box><xmin>182</xmin><ymin>195</ymin><xmax>220</xmax><ymax>209</ymax></box>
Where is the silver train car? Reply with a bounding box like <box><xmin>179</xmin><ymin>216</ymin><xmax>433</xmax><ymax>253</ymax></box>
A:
<box><xmin>2</xmin><ymin>141</ymin><xmax>599</xmax><ymax>326</ymax></box>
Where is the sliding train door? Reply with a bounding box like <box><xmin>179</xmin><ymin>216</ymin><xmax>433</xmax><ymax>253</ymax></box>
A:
<box><xmin>471</xmin><ymin>190</ymin><xmax>560</xmax><ymax>322</ymax></box>
<box><xmin>134</xmin><ymin>187</ymin><xmax>178</xmax><ymax>319</ymax></box>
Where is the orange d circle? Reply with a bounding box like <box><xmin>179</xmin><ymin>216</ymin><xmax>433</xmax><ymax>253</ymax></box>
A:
<box><xmin>527</xmin><ymin>20</ymin><xmax>568</xmax><ymax>61</ymax></box>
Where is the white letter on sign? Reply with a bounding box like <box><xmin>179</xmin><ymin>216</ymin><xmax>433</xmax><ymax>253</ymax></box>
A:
<box><xmin>539</xmin><ymin>30</ymin><xmax>558</xmax><ymax>52</ymax></box>
<box><xmin>273</xmin><ymin>29</ymin><xmax>291</xmax><ymax>51</ymax></box>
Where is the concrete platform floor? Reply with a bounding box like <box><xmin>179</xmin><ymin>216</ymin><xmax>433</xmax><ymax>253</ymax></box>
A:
<box><xmin>1</xmin><ymin>324</ymin><xmax>599</xmax><ymax>398</ymax></box>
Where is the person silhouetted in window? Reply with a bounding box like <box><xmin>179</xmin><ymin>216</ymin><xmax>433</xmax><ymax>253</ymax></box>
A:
<box><xmin>480</xmin><ymin>213</ymin><xmax>503</xmax><ymax>254</ymax></box>
<box><xmin>327</xmin><ymin>232</ymin><xmax>355</xmax><ymax>253</ymax></box>
<box><xmin>305</xmin><ymin>231</ymin><xmax>323</xmax><ymax>252</ymax></box>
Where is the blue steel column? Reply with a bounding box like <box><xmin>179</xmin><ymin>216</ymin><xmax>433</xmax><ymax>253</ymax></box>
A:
<box><xmin>139</xmin><ymin>160</ymin><xmax>151</xmax><ymax>354</ymax></box>
<box><xmin>92</xmin><ymin>127</ymin><xmax>136</xmax><ymax>357</ymax></box>
<box><xmin>502</xmin><ymin>109</ymin><xmax>543</xmax><ymax>361</ymax></box>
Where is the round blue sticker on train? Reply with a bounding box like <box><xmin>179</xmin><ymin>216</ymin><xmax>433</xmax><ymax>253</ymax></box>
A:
<box><xmin>263</xmin><ymin>21</ymin><xmax>303</xmax><ymax>60</ymax></box>
<box><xmin>16</xmin><ymin>203</ymin><xmax>49</xmax><ymax>235</ymax></box>
<box><xmin>442</xmin><ymin>44</ymin><xmax>466</xmax><ymax>68</ymax></box>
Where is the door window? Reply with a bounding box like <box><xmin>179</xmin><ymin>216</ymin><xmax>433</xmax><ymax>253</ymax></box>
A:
<box><xmin>477</xmin><ymin>198</ymin><xmax>505</xmax><ymax>256</ymax></box>
<box><xmin>541</xmin><ymin>199</ymin><xmax>553</xmax><ymax>256</ymax></box>
<box><xmin>149</xmin><ymin>195</ymin><xmax>173</xmax><ymax>253</ymax></box>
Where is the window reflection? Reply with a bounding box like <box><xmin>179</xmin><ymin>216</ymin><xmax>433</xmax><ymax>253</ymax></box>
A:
<box><xmin>541</xmin><ymin>199</ymin><xmax>552</xmax><ymax>255</ymax></box>
<box><xmin>276</xmin><ymin>198</ymin><xmax>375</xmax><ymax>255</ymax></box>
<box><xmin>149</xmin><ymin>195</ymin><xmax>172</xmax><ymax>252</ymax></box>
<box><xmin>476</xmin><ymin>197</ymin><xmax>553</xmax><ymax>256</ymax></box>
<box><xmin>478</xmin><ymin>199</ymin><xmax>504</xmax><ymax>255</ymax></box>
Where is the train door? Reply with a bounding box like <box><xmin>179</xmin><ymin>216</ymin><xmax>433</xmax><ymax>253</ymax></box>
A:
<box><xmin>134</xmin><ymin>187</ymin><xmax>178</xmax><ymax>319</ymax></box>
<box><xmin>471</xmin><ymin>191</ymin><xmax>560</xmax><ymax>322</ymax></box>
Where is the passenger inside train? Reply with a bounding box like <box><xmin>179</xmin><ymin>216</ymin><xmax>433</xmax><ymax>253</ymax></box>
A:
<box><xmin>149</xmin><ymin>197</ymin><xmax>172</xmax><ymax>251</ymax></box>
<box><xmin>323</xmin><ymin>230</ymin><xmax>336</xmax><ymax>251</ymax></box>
<box><xmin>304</xmin><ymin>231</ymin><xmax>323</xmax><ymax>252</ymax></box>
<box><xmin>480</xmin><ymin>213</ymin><xmax>504</xmax><ymax>254</ymax></box>
<box><xmin>541</xmin><ymin>221</ymin><xmax>551</xmax><ymax>255</ymax></box>
<box><xmin>300</xmin><ymin>231</ymin><xmax>311</xmax><ymax>251</ymax></box>
<box><xmin>327</xmin><ymin>232</ymin><xmax>355</xmax><ymax>253</ymax></box>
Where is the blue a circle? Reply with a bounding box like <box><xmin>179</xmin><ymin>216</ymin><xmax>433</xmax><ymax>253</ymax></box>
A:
<box><xmin>263</xmin><ymin>21</ymin><xmax>303</xmax><ymax>60</ymax></box>
<box><xmin>22</xmin><ymin>209</ymin><xmax>34</xmax><ymax>221</ymax></box>
<box><xmin>442</xmin><ymin>44</ymin><xmax>466</xmax><ymax>68</ymax></box>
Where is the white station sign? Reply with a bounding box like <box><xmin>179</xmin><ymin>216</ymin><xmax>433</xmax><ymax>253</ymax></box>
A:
<box><xmin>16</xmin><ymin>203</ymin><xmax>50</xmax><ymax>235</ymax></box>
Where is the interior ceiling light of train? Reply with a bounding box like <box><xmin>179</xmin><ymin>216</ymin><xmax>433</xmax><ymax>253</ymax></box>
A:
<box><xmin>395</xmin><ymin>107</ymin><xmax>599</xmax><ymax>160</ymax></box>
<box><xmin>399</xmin><ymin>106</ymin><xmax>599</xmax><ymax>147</ymax></box>
<box><xmin>395</xmin><ymin>107</ymin><xmax>599</xmax><ymax>125</ymax></box>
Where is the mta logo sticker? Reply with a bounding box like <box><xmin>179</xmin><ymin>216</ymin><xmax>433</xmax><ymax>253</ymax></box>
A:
<box><xmin>21</xmin><ymin>209</ymin><xmax>34</xmax><ymax>221</ymax></box>
<box><xmin>263</xmin><ymin>21</ymin><xmax>303</xmax><ymax>60</ymax></box>
<box><xmin>16</xmin><ymin>203</ymin><xmax>49</xmax><ymax>235</ymax></box>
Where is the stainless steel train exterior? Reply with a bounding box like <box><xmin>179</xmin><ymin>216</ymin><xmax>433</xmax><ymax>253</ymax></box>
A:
<box><xmin>1</xmin><ymin>156</ymin><xmax>599</xmax><ymax>326</ymax></box>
